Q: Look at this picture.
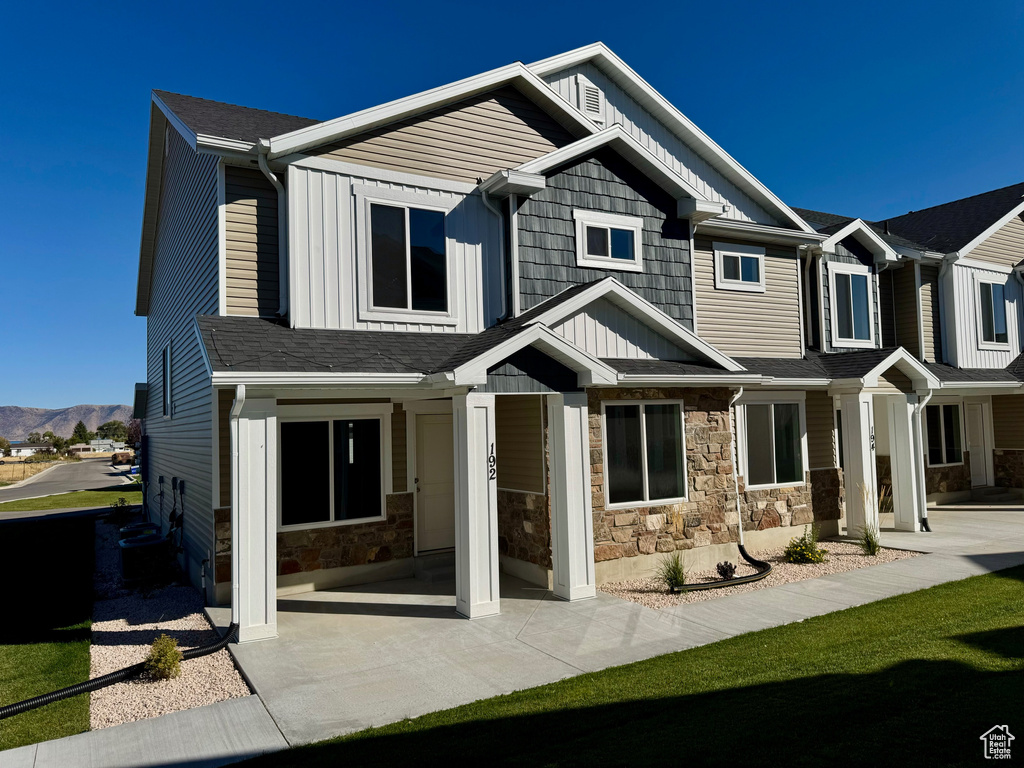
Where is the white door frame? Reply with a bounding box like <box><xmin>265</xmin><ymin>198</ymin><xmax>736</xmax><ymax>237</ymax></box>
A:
<box><xmin>964</xmin><ymin>397</ymin><xmax>994</xmax><ymax>487</ymax></box>
<box><xmin>404</xmin><ymin>399</ymin><xmax>454</xmax><ymax>556</ymax></box>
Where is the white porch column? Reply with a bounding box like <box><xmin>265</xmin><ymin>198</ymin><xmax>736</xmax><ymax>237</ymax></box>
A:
<box><xmin>839</xmin><ymin>392</ymin><xmax>877</xmax><ymax>535</ymax></box>
<box><xmin>911</xmin><ymin>394</ymin><xmax>931</xmax><ymax>529</ymax></box>
<box><xmin>452</xmin><ymin>392</ymin><xmax>501</xmax><ymax>619</ymax></box>
<box><xmin>232</xmin><ymin>397</ymin><xmax>278</xmax><ymax>643</ymax></box>
<box><xmin>887</xmin><ymin>395</ymin><xmax>921</xmax><ymax>532</ymax></box>
<box><xmin>547</xmin><ymin>393</ymin><xmax>596</xmax><ymax>602</ymax></box>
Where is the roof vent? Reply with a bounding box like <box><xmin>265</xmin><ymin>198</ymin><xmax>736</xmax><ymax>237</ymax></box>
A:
<box><xmin>575</xmin><ymin>74</ymin><xmax>605</xmax><ymax>126</ymax></box>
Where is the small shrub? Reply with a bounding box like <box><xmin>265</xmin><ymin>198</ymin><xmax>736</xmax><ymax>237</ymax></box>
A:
<box><xmin>655</xmin><ymin>551</ymin><xmax>688</xmax><ymax>592</ymax></box>
<box><xmin>784</xmin><ymin>525</ymin><xmax>827</xmax><ymax>564</ymax></box>
<box><xmin>24</xmin><ymin>451</ymin><xmax>58</xmax><ymax>464</ymax></box>
<box><xmin>107</xmin><ymin>496</ymin><xmax>135</xmax><ymax>525</ymax></box>
<box><xmin>857</xmin><ymin>524</ymin><xmax>881</xmax><ymax>556</ymax></box>
<box><xmin>716</xmin><ymin>561</ymin><xmax>737</xmax><ymax>579</ymax></box>
<box><xmin>145</xmin><ymin>634</ymin><xmax>182</xmax><ymax>680</ymax></box>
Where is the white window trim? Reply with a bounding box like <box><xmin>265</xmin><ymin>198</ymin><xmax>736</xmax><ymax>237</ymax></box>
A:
<box><xmin>354</xmin><ymin>184</ymin><xmax>460</xmax><ymax>326</ymax></box>
<box><xmin>600</xmin><ymin>399</ymin><xmax>688</xmax><ymax>510</ymax></box>
<box><xmin>276</xmin><ymin>402</ymin><xmax>393</xmax><ymax>532</ymax></box>
<box><xmin>828</xmin><ymin>261</ymin><xmax>875</xmax><ymax>349</ymax></box>
<box><xmin>737</xmin><ymin>391</ymin><xmax>808</xmax><ymax>491</ymax></box>
<box><xmin>975</xmin><ymin>276</ymin><xmax>1011</xmax><ymax>350</ymax></box>
<box><xmin>573</xmin><ymin>209</ymin><xmax>644</xmax><ymax>273</ymax></box>
<box><xmin>713</xmin><ymin>241</ymin><xmax>766</xmax><ymax>293</ymax></box>
<box><xmin>923</xmin><ymin>401</ymin><xmax>964</xmax><ymax>468</ymax></box>
<box><xmin>161</xmin><ymin>343</ymin><xmax>172</xmax><ymax>419</ymax></box>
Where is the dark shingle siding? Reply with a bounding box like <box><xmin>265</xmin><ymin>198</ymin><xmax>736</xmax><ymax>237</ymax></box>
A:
<box><xmin>517</xmin><ymin>150</ymin><xmax>693</xmax><ymax>329</ymax></box>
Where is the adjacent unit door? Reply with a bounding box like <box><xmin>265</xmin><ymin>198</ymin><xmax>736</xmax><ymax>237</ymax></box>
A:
<box><xmin>965</xmin><ymin>403</ymin><xmax>989</xmax><ymax>488</ymax></box>
<box><xmin>416</xmin><ymin>413</ymin><xmax>456</xmax><ymax>552</ymax></box>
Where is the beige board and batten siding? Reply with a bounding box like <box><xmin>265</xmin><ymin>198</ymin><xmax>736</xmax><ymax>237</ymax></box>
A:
<box><xmin>495</xmin><ymin>395</ymin><xmax>545</xmax><ymax>494</ymax></box>
<box><xmin>806</xmin><ymin>390</ymin><xmax>836</xmax><ymax>470</ymax></box>
<box><xmin>693</xmin><ymin>237</ymin><xmax>802</xmax><ymax>358</ymax></box>
<box><xmin>145</xmin><ymin>126</ymin><xmax>220</xmax><ymax>596</ymax></box>
<box><xmin>992</xmin><ymin>395</ymin><xmax>1024</xmax><ymax>449</ymax></box>
<box><xmin>919</xmin><ymin>264</ymin><xmax>941</xmax><ymax>363</ymax></box>
<box><xmin>970</xmin><ymin>213</ymin><xmax>1024</xmax><ymax>268</ymax></box>
<box><xmin>224</xmin><ymin>166</ymin><xmax>279</xmax><ymax>317</ymax></box>
<box><xmin>310</xmin><ymin>86</ymin><xmax>575</xmax><ymax>184</ymax></box>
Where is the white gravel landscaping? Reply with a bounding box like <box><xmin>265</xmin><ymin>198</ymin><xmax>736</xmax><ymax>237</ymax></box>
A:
<box><xmin>89</xmin><ymin>520</ymin><xmax>250</xmax><ymax>730</ymax></box>
<box><xmin>598</xmin><ymin>540</ymin><xmax>921</xmax><ymax>610</ymax></box>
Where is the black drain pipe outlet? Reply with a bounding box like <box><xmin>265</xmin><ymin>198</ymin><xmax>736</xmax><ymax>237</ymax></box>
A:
<box><xmin>0</xmin><ymin>623</ymin><xmax>239</xmax><ymax>720</ymax></box>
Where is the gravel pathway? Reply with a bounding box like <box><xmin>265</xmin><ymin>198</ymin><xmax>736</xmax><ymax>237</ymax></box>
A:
<box><xmin>598</xmin><ymin>541</ymin><xmax>921</xmax><ymax>610</ymax></box>
<box><xmin>90</xmin><ymin>520</ymin><xmax>250</xmax><ymax>730</ymax></box>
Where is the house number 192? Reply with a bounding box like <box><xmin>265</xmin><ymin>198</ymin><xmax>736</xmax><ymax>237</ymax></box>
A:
<box><xmin>487</xmin><ymin>443</ymin><xmax>496</xmax><ymax>481</ymax></box>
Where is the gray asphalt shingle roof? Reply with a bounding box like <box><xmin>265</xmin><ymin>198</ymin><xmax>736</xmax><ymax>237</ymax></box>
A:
<box><xmin>601</xmin><ymin>359</ymin><xmax>733</xmax><ymax>376</ymax></box>
<box><xmin>154</xmin><ymin>90</ymin><xmax>319</xmax><ymax>144</ymax></box>
<box><xmin>793</xmin><ymin>207</ymin><xmax>928</xmax><ymax>252</ymax></box>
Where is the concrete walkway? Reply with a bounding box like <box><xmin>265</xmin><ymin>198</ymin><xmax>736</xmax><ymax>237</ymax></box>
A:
<box><xmin>4</xmin><ymin>502</ymin><xmax>1021</xmax><ymax>767</ymax></box>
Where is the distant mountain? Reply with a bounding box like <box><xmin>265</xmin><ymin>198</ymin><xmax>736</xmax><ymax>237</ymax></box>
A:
<box><xmin>0</xmin><ymin>405</ymin><xmax>133</xmax><ymax>441</ymax></box>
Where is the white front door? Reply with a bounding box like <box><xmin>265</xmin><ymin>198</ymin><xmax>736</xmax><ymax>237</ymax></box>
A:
<box><xmin>966</xmin><ymin>403</ymin><xmax>989</xmax><ymax>487</ymax></box>
<box><xmin>416</xmin><ymin>413</ymin><xmax>456</xmax><ymax>552</ymax></box>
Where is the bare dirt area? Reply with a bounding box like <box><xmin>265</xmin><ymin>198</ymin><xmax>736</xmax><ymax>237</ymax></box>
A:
<box><xmin>89</xmin><ymin>520</ymin><xmax>250</xmax><ymax>729</ymax></box>
<box><xmin>0</xmin><ymin>459</ymin><xmax>64</xmax><ymax>485</ymax></box>
<box><xmin>599</xmin><ymin>541</ymin><xmax>922</xmax><ymax>610</ymax></box>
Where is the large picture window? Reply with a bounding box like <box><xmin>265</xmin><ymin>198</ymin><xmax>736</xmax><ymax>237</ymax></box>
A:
<box><xmin>604</xmin><ymin>402</ymin><xmax>686</xmax><ymax>506</ymax></box>
<box><xmin>370</xmin><ymin>202</ymin><xmax>447</xmax><ymax>312</ymax></box>
<box><xmin>744</xmin><ymin>402</ymin><xmax>804</xmax><ymax>487</ymax></box>
<box><xmin>280</xmin><ymin>417</ymin><xmax>384</xmax><ymax>528</ymax></box>
<box><xmin>925</xmin><ymin>404</ymin><xmax>963</xmax><ymax>466</ymax></box>
<box><xmin>829</xmin><ymin>263</ymin><xmax>874</xmax><ymax>347</ymax></box>
<box><xmin>978</xmin><ymin>280</ymin><xmax>1008</xmax><ymax>346</ymax></box>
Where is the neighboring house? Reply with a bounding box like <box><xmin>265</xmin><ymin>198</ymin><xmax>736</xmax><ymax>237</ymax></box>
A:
<box><xmin>9</xmin><ymin>443</ymin><xmax>53</xmax><ymax>457</ymax></box>
<box><xmin>134</xmin><ymin>42</ymin><xmax>1024</xmax><ymax>643</ymax></box>
<box><xmin>89</xmin><ymin>439</ymin><xmax>127</xmax><ymax>452</ymax></box>
<box><xmin>68</xmin><ymin>443</ymin><xmax>94</xmax><ymax>454</ymax></box>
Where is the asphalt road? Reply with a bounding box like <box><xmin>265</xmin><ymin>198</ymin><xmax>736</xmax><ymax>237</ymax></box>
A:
<box><xmin>0</xmin><ymin>457</ymin><xmax>129</xmax><ymax>503</ymax></box>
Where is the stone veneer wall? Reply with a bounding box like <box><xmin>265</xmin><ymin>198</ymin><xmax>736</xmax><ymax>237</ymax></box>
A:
<box><xmin>810</xmin><ymin>468</ymin><xmax>844</xmax><ymax>522</ymax></box>
<box><xmin>497</xmin><ymin>490</ymin><xmax>551</xmax><ymax>568</ymax></box>
<box><xmin>277</xmin><ymin>493</ymin><xmax>414</xmax><ymax>575</ymax></box>
<box><xmin>924</xmin><ymin>454</ymin><xmax>971</xmax><ymax>495</ymax></box>
<box><xmin>994</xmin><ymin>449</ymin><xmax>1024</xmax><ymax>488</ymax></box>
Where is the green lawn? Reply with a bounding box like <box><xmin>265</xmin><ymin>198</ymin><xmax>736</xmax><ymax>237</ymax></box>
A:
<box><xmin>244</xmin><ymin>566</ymin><xmax>1024</xmax><ymax>768</ymax></box>
<box><xmin>0</xmin><ymin>485</ymin><xmax>141</xmax><ymax>513</ymax></box>
<box><xmin>0</xmin><ymin>516</ymin><xmax>94</xmax><ymax>750</ymax></box>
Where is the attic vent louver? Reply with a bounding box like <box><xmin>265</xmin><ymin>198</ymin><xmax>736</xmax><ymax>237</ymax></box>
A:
<box><xmin>575</xmin><ymin>74</ymin><xmax>605</xmax><ymax>126</ymax></box>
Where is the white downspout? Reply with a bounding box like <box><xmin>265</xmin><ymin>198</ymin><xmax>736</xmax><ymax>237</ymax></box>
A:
<box><xmin>229</xmin><ymin>384</ymin><xmax>246</xmax><ymax>626</ymax></box>
<box><xmin>912</xmin><ymin>389</ymin><xmax>933</xmax><ymax>531</ymax></box>
<box><xmin>480</xmin><ymin>189</ymin><xmax>507</xmax><ymax>322</ymax></box>
<box><xmin>257</xmin><ymin>140</ymin><xmax>288</xmax><ymax>318</ymax></box>
<box><xmin>729</xmin><ymin>387</ymin><xmax>745</xmax><ymax>546</ymax></box>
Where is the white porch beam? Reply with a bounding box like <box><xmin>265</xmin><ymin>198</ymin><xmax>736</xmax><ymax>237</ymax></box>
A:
<box><xmin>840</xmin><ymin>393</ymin><xmax>877</xmax><ymax>535</ymax></box>
<box><xmin>233</xmin><ymin>397</ymin><xmax>278</xmax><ymax>642</ymax></box>
<box><xmin>452</xmin><ymin>393</ymin><xmax>501</xmax><ymax>619</ymax></box>
<box><xmin>547</xmin><ymin>393</ymin><xmax>596</xmax><ymax>601</ymax></box>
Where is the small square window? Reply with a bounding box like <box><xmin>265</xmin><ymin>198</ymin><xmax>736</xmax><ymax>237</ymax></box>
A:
<box><xmin>714</xmin><ymin>242</ymin><xmax>765</xmax><ymax>292</ymax></box>
<box><xmin>573</xmin><ymin>210</ymin><xmax>643</xmax><ymax>272</ymax></box>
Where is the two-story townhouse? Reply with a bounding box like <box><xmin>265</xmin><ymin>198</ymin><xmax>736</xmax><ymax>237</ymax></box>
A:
<box><xmin>134</xmin><ymin>43</ymin><xmax>972</xmax><ymax>644</ymax></box>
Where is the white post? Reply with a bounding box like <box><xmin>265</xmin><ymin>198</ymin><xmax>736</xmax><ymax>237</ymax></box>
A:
<box><xmin>888</xmin><ymin>395</ymin><xmax>921</xmax><ymax>531</ymax></box>
<box><xmin>839</xmin><ymin>392</ymin><xmax>877</xmax><ymax>535</ymax></box>
<box><xmin>548</xmin><ymin>393</ymin><xmax>596</xmax><ymax>601</ymax></box>
<box><xmin>911</xmin><ymin>392</ymin><xmax>932</xmax><ymax>529</ymax></box>
<box><xmin>234</xmin><ymin>398</ymin><xmax>278</xmax><ymax>642</ymax></box>
<box><xmin>452</xmin><ymin>393</ymin><xmax>501</xmax><ymax>619</ymax></box>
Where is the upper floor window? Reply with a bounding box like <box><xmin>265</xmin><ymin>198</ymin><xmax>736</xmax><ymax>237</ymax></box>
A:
<box><xmin>977</xmin><ymin>280</ymin><xmax>1008</xmax><ymax>347</ymax></box>
<box><xmin>714</xmin><ymin>242</ymin><xmax>765</xmax><ymax>293</ymax></box>
<box><xmin>370</xmin><ymin>203</ymin><xmax>447</xmax><ymax>312</ymax></box>
<box><xmin>573</xmin><ymin>210</ymin><xmax>643</xmax><ymax>273</ymax></box>
<box><xmin>829</xmin><ymin>262</ymin><xmax>874</xmax><ymax>348</ymax></box>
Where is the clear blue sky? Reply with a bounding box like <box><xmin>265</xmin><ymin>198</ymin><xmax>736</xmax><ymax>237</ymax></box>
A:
<box><xmin>1</xmin><ymin>0</ymin><xmax>1022</xmax><ymax>409</ymax></box>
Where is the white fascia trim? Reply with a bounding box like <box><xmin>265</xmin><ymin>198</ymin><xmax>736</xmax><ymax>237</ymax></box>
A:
<box><xmin>679</xmin><ymin>198</ymin><xmax>727</xmax><ymax>223</ymax></box>
<box><xmin>525</xmin><ymin>276</ymin><xmax>744</xmax><ymax>372</ymax></box>
<box><xmin>938</xmin><ymin>381</ymin><xmax>1023</xmax><ymax>391</ymax></box>
<box><xmin>528</xmin><ymin>44</ymin><xmax>816</xmax><ymax>234</ymax></box>
<box><xmin>479</xmin><ymin>169</ymin><xmax>547</xmax><ymax>198</ymax></box>
<box><xmin>287</xmin><ymin>154</ymin><xmax>479</xmax><ymax>195</ymax></box>
<box><xmin>696</xmin><ymin>218</ymin><xmax>827</xmax><ymax>246</ymax></box>
<box><xmin>152</xmin><ymin>92</ymin><xmax>198</xmax><ymax>151</ymax></box>
<box><xmin>516</xmin><ymin>125</ymin><xmax>706</xmax><ymax>202</ymax></box>
<box><xmin>957</xmin><ymin>257</ymin><xmax>1015</xmax><ymax>275</ymax></box>
<box><xmin>615</xmin><ymin>374</ymin><xmax>763</xmax><ymax>386</ymax></box>
<box><xmin>860</xmin><ymin>348</ymin><xmax>941</xmax><ymax>390</ymax></box>
<box><xmin>451</xmin><ymin>324</ymin><xmax>618</xmax><ymax>387</ymax></box>
<box><xmin>758</xmin><ymin>378</ymin><xmax>833</xmax><ymax>388</ymax></box>
<box><xmin>957</xmin><ymin>197</ymin><xmax>1024</xmax><ymax>260</ymax></box>
<box><xmin>196</xmin><ymin>135</ymin><xmax>256</xmax><ymax>154</ymax></box>
<box><xmin>210</xmin><ymin>372</ymin><xmax>428</xmax><ymax>387</ymax></box>
<box><xmin>268</xmin><ymin>64</ymin><xmax>595</xmax><ymax>159</ymax></box>
<box><xmin>821</xmin><ymin>219</ymin><xmax>899</xmax><ymax>263</ymax></box>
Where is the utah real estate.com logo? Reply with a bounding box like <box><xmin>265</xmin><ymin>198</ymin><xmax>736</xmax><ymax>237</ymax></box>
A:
<box><xmin>980</xmin><ymin>725</ymin><xmax>1014</xmax><ymax>760</ymax></box>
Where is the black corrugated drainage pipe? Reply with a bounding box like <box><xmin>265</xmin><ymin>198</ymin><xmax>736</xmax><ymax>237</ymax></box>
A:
<box><xmin>667</xmin><ymin>545</ymin><xmax>773</xmax><ymax>594</ymax></box>
<box><xmin>0</xmin><ymin>623</ymin><xmax>239</xmax><ymax>720</ymax></box>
